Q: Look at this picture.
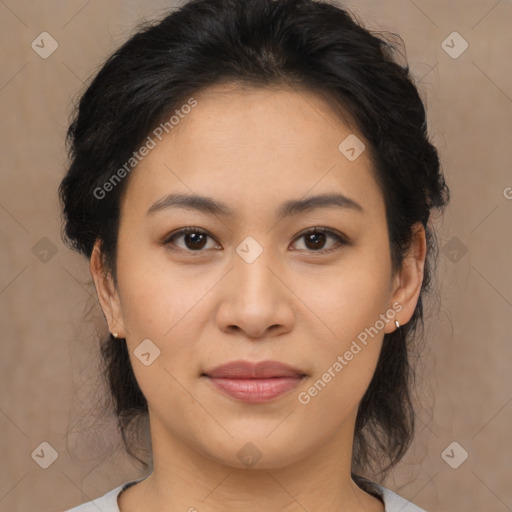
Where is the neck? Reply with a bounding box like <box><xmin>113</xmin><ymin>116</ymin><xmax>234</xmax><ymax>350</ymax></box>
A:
<box><xmin>119</xmin><ymin>410</ymin><xmax>384</xmax><ymax>512</ymax></box>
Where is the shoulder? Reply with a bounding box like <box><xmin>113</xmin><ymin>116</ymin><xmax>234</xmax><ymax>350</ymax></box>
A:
<box><xmin>354</xmin><ymin>474</ymin><xmax>428</xmax><ymax>512</ymax></box>
<box><xmin>63</xmin><ymin>485</ymin><xmax>124</xmax><ymax>512</ymax></box>
<box><xmin>64</xmin><ymin>474</ymin><xmax>427</xmax><ymax>512</ymax></box>
<box><xmin>377</xmin><ymin>484</ymin><xmax>428</xmax><ymax>512</ymax></box>
<box><xmin>63</xmin><ymin>476</ymin><xmax>147</xmax><ymax>512</ymax></box>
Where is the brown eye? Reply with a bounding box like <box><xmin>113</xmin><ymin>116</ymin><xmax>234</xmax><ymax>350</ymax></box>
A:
<box><xmin>163</xmin><ymin>226</ymin><xmax>348</xmax><ymax>255</ymax></box>
<box><xmin>304</xmin><ymin>231</ymin><xmax>327</xmax><ymax>250</ymax></box>
<box><xmin>292</xmin><ymin>228</ymin><xmax>347</xmax><ymax>253</ymax></box>
<box><xmin>164</xmin><ymin>227</ymin><xmax>218</xmax><ymax>252</ymax></box>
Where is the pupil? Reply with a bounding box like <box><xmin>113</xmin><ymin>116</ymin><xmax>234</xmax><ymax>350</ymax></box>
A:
<box><xmin>183</xmin><ymin>232</ymin><xmax>327</xmax><ymax>251</ymax></box>
<box><xmin>186</xmin><ymin>233</ymin><xmax>206</xmax><ymax>250</ymax></box>
<box><xmin>306</xmin><ymin>232</ymin><xmax>326</xmax><ymax>250</ymax></box>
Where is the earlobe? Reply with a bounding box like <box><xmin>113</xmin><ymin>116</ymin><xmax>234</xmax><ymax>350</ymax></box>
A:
<box><xmin>388</xmin><ymin>223</ymin><xmax>427</xmax><ymax>331</ymax></box>
<box><xmin>89</xmin><ymin>240</ymin><xmax>126</xmax><ymax>338</ymax></box>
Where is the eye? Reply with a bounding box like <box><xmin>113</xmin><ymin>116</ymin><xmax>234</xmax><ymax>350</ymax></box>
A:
<box><xmin>163</xmin><ymin>227</ymin><xmax>220</xmax><ymax>253</ymax></box>
<box><xmin>291</xmin><ymin>227</ymin><xmax>348</xmax><ymax>253</ymax></box>
<box><xmin>163</xmin><ymin>226</ymin><xmax>348</xmax><ymax>254</ymax></box>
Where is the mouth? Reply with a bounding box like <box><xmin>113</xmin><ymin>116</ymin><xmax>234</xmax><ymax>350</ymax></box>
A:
<box><xmin>202</xmin><ymin>359</ymin><xmax>307</xmax><ymax>379</ymax></box>
<box><xmin>201</xmin><ymin>360</ymin><xmax>307</xmax><ymax>403</ymax></box>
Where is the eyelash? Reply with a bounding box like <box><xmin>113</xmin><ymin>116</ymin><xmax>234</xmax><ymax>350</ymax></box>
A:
<box><xmin>163</xmin><ymin>226</ymin><xmax>348</xmax><ymax>255</ymax></box>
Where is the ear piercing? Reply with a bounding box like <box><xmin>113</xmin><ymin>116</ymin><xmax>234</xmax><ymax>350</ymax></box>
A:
<box><xmin>395</xmin><ymin>320</ymin><xmax>400</xmax><ymax>329</ymax></box>
<box><xmin>111</xmin><ymin>332</ymin><xmax>119</xmax><ymax>338</ymax></box>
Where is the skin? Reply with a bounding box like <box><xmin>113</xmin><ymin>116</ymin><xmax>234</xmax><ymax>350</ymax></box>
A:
<box><xmin>90</xmin><ymin>83</ymin><xmax>426</xmax><ymax>512</ymax></box>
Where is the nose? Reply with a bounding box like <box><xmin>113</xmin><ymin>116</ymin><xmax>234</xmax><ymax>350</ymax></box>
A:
<box><xmin>215</xmin><ymin>246</ymin><xmax>295</xmax><ymax>340</ymax></box>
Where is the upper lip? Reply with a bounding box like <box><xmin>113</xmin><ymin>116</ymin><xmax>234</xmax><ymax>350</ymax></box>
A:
<box><xmin>203</xmin><ymin>360</ymin><xmax>307</xmax><ymax>379</ymax></box>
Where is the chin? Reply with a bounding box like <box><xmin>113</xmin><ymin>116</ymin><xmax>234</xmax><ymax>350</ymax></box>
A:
<box><xmin>197</xmin><ymin>431</ymin><xmax>312</xmax><ymax>471</ymax></box>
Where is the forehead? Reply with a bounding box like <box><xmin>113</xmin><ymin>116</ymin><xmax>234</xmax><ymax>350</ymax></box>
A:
<box><xmin>178</xmin><ymin>82</ymin><xmax>357</xmax><ymax>148</ymax></box>
<box><xmin>120</xmin><ymin>83</ymin><xmax>383</xmax><ymax>220</ymax></box>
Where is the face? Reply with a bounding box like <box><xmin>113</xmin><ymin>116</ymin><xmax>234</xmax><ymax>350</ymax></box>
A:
<box><xmin>91</xmin><ymin>83</ymin><xmax>425</xmax><ymax>470</ymax></box>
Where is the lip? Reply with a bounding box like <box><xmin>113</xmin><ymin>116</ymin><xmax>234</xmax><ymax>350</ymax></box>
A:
<box><xmin>203</xmin><ymin>360</ymin><xmax>307</xmax><ymax>379</ymax></box>
<box><xmin>202</xmin><ymin>360</ymin><xmax>307</xmax><ymax>403</ymax></box>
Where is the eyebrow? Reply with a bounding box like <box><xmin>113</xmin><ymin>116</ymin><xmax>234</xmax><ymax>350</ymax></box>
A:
<box><xmin>145</xmin><ymin>192</ymin><xmax>364</xmax><ymax>218</ymax></box>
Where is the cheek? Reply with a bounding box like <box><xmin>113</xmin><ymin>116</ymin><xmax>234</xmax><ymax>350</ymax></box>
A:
<box><xmin>296</xmin><ymin>276</ymin><xmax>388</xmax><ymax>425</ymax></box>
<box><xmin>293</xmin><ymin>254</ymin><xmax>391</xmax><ymax>411</ymax></box>
<box><xmin>298</xmin><ymin>253</ymin><xmax>392</xmax><ymax>344</ymax></box>
<box><xmin>114</xmin><ymin>246</ymin><xmax>220</xmax><ymax>401</ymax></box>
<box><xmin>115</xmin><ymin>239</ymin><xmax>211</xmax><ymax>338</ymax></box>
<box><xmin>296</xmin><ymin>344</ymin><xmax>380</xmax><ymax>446</ymax></box>
<box><xmin>115</xmin><ymin>262</ymin><xmax>208</xmax><ymax>422</ymax></box>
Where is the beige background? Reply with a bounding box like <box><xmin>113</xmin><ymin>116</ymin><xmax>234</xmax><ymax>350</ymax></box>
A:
<box><xmin>1</xmin><ymin>0</ymin><xmax>511</xmax><ymax>511</ymax></box>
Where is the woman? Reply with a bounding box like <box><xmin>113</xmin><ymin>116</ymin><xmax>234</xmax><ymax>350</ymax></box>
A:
<box><xmin>60</xmin><ymin>0</ymin><xmax>449</xmax><ymax>510</ymax></box>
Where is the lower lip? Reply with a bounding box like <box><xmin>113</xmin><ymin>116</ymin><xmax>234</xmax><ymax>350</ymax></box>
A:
<box><xmin>205</xmin><ymin>376</ymin><xmax>304</xmax><ymax>403</ymax></box>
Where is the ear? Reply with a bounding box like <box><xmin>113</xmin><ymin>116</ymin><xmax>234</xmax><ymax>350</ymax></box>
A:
<box><xmin>89</xmin><ymin>239</ymin><xmax>126</xmax><ymax>338</ymax></box>
<box><xmin>385</xmin><ymin>222</ymin><xmax>427</xmax><ymax>333</ymax></box>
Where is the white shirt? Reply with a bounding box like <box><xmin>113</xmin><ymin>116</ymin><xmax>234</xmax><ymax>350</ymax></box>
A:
<box><xmin>64</xmin><ymin>474</ymin><xmax>427</xmax><ymax>512</ymax></box>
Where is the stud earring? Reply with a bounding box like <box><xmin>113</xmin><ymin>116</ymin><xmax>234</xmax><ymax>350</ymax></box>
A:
<box><xmin>395</xmin><ymin>320</ymin><xmax>400</xmax><ymax>329</ymax></box>
<box><xmin>111</xmin><ymin>332</ymin><xmax>119</xmax><ymax>338</ymax></box>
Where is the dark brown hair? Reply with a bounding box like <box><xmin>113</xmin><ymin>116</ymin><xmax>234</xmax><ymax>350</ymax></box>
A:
<box><xmin>59</xmin><ymin>0</ymin><xmax>449</xmax><ymax>480</ymax></box>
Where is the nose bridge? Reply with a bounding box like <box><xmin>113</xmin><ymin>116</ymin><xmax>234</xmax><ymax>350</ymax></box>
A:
<box><xmin>233</xmin><ymin>234</ymin><xmax>280</xmax><ymax>299</ymax></box>
<box><xmin>214</xmin><ymin>233</ymin><xmax>294</xmax><ymax>337</ymax></box>
<box><xmin>210</xmin><ymin>212</ymin><xmax>303</xmax><ymax>338</ymax></box>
